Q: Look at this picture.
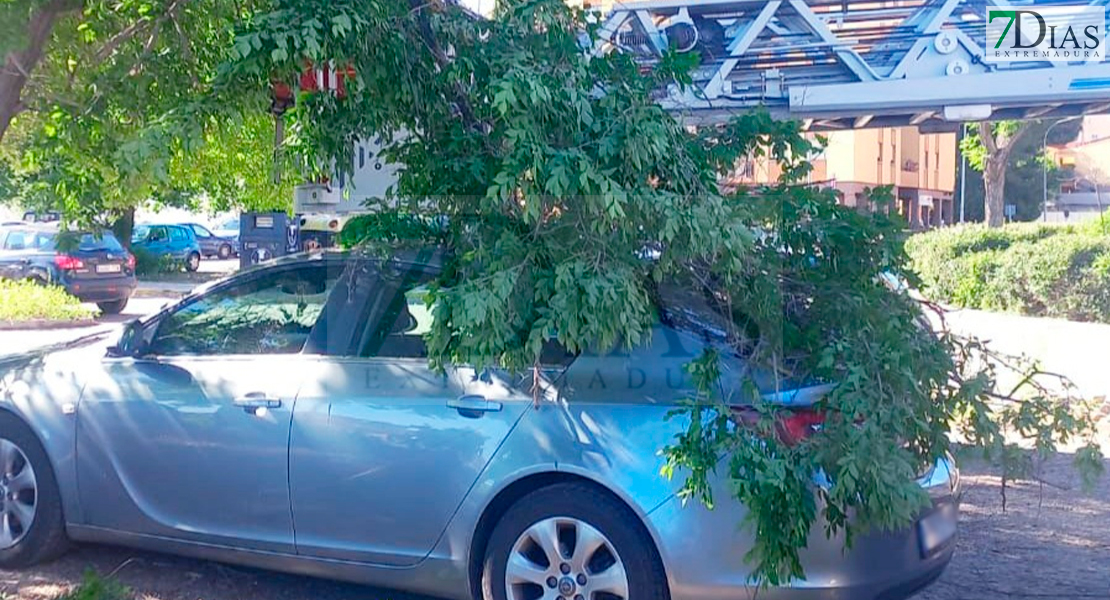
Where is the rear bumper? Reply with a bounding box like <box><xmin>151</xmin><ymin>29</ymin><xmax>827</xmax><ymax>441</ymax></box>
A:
<box><xmin>63</xmin><ymin>275</ymin><xmax>137</xmax><ymax>303</ymax></box>
<box><xmin>648</xmin><ymin>456</ymin><xmax>960</xmax><ymax>600</ymax></box>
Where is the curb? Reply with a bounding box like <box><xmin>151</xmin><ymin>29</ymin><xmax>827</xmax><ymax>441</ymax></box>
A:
<box><xmin>0</xmin><ymin>318</ymin><xmax>100</xmax><ymax>331</ymax></box>
<box><xmin>133</xmin><ymin>288</ymin><xmax>190</xmax><ymax>299</ymax></box>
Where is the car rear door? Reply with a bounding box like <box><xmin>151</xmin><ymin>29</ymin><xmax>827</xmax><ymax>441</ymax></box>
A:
<box><xmin>76</xmin><ymin>260</ymin><xmax>344</xmax><ymax>552</ymax></box>
<box><xmin>288</xmin><ymin>257</ymin><xmax>533</xmax><ymax>566</ymax></box>
<box><xmin>190</xmin><ymin>224</ymin><xmax>216</xmax><ymax>255</ymax></box>
<box><xmin>0</xmin><ymin>229</ymin><xmax>29</xmax><ymax>279</ymax></box>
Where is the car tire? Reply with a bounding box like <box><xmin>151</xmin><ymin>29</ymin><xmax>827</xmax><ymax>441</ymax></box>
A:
<box><xmin>0</xmin><ymin>412</ymin><xmax>69</xmax><ymax>568</ymax></box>
<box><xmin>481</xmin><ymin>482</ymin><xmax>668</xmax><ymax>600</ymax></box>
<box><xmin>185</xmin><ymin>252</ymin><xmax>201</xmax><ymax>272</ymax></box>
<box><xmin>217</xmin><ymin>244</ymin><xmax>232</xmax><ymax>260</ymax></box>
<box><xmin>96</xmin><ymin>299</ymin><xmax>128</xmax><ymax>315</ymax></box>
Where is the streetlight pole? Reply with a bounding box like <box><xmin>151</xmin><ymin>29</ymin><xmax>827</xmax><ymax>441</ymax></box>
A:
<box><xmin>1043</xmin><ymin>116</ymin><xmax>1082</xmax><ymax>222</ymax></box>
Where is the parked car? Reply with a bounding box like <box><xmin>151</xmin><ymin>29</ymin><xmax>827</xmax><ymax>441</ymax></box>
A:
<box><xmin>211</xmin><ymin>216</ymin><xmax>240</xmax><ymax>243</ymax></box>
<box><xmin>0</xmin><ymin>224</ymin><xmax>136</xmax><ymax>313</ymax></box>
<box><xmin>182</xmin><ymin>222</ymin><xmax>238</xmax><ymax>260</ymax></box>
<box><xmin>131</xmin><ymin>224</ymin><xmax>203</xmax><ymax>272</ymax></box>
<box><xmin>0</xmin><ymin>248</ymin><xmax>959</xmax><ymax>600</ymax></box>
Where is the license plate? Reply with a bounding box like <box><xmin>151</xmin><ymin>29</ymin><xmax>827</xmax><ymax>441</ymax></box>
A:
<box><xmin>918</xmin><ymin>505</ymin><xmax>958</xmax><ymax>556</ymax></box>
<box><xmin>96</xmin><ymin>264</ymin><xmax>122</xmax><ymax>274</ymax></box>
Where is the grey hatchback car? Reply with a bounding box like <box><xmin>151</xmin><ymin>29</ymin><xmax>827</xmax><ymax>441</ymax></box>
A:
<box><xmin>0</xmin><ymin>248</ymin><xmax>959</xmax><ymax>600</ymax></box>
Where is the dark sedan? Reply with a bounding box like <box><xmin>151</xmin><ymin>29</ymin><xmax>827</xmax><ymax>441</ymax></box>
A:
<box><xmin>0</xmin><ymin>224</ymin><xmax>137</xmax><ymax>313</ymax></box>
<box><xmin>183</xmin><ymin>222</ymin><xmax>238</xmax><ymax>260</ymax></box>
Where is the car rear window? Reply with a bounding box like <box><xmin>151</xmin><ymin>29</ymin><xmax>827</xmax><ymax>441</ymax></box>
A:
<box><xmin>49</xmin><ymin>231</ymin><xmax>125</xmax><ymax>252</ymax></box>
<box><xmin>655</xmin><ymin>274</ymin><xmax>758</xmax><ymax>356</ymax></box>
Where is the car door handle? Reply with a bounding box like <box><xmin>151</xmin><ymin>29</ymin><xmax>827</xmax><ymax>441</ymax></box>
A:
<box><xmin>447</xmin><ymin>395</ymin><xmax>502</xmax><ymax>416</ymax></box>
<box><xmin>233</xmin><ymin>393</ymin><xmax>282</xmax><ymax>410</ymax></box>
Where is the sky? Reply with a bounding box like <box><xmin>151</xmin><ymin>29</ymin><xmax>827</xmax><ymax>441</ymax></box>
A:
<box><xmin>460</xmin><ymin>0</ymin><xmax>495</xmax><ymax>16</ymax></box>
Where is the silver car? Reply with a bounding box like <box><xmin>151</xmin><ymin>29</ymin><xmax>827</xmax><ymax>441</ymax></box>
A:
<box><xmin>0</xmin><ymin>249</ymin><xmax>959</xmax><ymax>600</ymax></box>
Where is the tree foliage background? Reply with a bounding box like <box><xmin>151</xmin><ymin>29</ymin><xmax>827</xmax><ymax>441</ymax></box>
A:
<box><xmin>223</xmin><ymin>0</ymin><xmax>1105</xmax><ymax>585</ymax></box>
<box><xmin>0</xmin><ymin>0</ymin><xmax>292</xmax><ymax>237</ymax></box>
<box><xmin>960</xmin><ymin>119</ymin><xmax>1082</xmax><ymax>223</ymax></box>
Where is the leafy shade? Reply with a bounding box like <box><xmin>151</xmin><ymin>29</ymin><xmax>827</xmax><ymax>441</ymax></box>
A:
<box><xmin>226</xmin><ymin>0</ymin><xmax>1104</xmax><ymax>584</ymax></box>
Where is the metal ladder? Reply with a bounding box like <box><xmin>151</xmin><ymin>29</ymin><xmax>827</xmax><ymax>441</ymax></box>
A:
<box><xmin>597</xmin><ymin>0</ymin><xmax>1110</xmax><ymax>129</ymax></box>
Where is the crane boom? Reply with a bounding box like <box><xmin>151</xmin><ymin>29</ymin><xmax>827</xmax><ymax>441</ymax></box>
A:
<box><xmin>598</xmin><ymin>0</ymin><xmax>1110</xmax><ymax>130</ymax></box>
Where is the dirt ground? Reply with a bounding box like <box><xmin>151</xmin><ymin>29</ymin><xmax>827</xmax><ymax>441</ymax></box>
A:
<box><xmin>1</xmin><ymin>453</ymin><xmax>1108</xmax><ymax>600</ymax></box>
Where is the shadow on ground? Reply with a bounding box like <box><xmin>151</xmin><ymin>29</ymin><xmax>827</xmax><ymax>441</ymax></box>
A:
<box><xmin>0</xmin><ymin>455</ymin><xmax>1107</xmax><ymax>600</ymax></box>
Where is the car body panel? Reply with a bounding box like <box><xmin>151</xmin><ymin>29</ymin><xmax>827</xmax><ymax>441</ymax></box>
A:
<box><xmin>0</xmin><ymin>341</ymin><xmax>106</xmax><ymax>526</ymax></box>
<box><xmin>290</xmin><ymin>360</ymin><xmax>532</xmax><ymax>566</ymax></box>
<box><xmin>0</xmin><ymin>251</ymin><xmax>958</xmax><ymax>600</ymax></box>
<box><xmin>75</xmin><ymin>355</ymin><xmax>308</xmax><ymax>553</ymax></box>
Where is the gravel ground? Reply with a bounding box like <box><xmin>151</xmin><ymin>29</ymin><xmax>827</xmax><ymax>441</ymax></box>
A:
<box><xmin>0</xmin><ymin>452</ymin><xmax>1107</xmax><ymax>600</ymax></box>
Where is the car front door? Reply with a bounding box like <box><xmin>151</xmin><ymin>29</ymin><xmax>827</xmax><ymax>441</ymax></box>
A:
<box><xmin>76</xmin><ymin>260</ymin><xmax>344</xmax><ymax>552</ymax></box>
<box><xmin>139</xmin><ymin>226</ymin><xmax>169</xmax><ymax>256</ymax></box>
<box><xmin>288</xmin><ymin>259</ymin><xmax>534</xmax><ymax>566</ymax></box>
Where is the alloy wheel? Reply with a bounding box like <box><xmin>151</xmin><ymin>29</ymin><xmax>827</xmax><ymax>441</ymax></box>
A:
<box><xmin>0</xmin><ymin>438</ymin><xmax>37</xmax><ymax>550</ymax></box>
<box><xmin>506</xmin><ymin>517</ymin><xmax>629</xmax><ymax>600</ymax></box>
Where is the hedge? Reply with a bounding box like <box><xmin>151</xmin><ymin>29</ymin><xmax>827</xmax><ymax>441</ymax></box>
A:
<box><xmin>906</xmin><ymin>220</ymin><xmax>1110</xmax><ymax>323</ymax></box>
<box><xmin>0</xmin><ymin>279</ymin><xmax>94</xmax><ymax>323</ymax></box>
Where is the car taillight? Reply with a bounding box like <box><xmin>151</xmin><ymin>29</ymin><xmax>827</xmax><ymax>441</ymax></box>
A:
<box><xmin>54</xmin><ymin>255</ymin><xmax>84</xmax><ymax>270</ymax></box>
<box><xmin>731</xmin><ymin>406</ymin><xmax>825</xmax><ymax>446</ymax></box>
<box><xmin>126</xmin><ymin>253</ymin><xmax>136</xmax><ymax>270</ymax></box>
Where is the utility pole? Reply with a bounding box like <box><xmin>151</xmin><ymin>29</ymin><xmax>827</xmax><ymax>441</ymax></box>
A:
<box><xmin>1043</xmin><ymin>116</ymin><xmax>1082</xmax><ymax>222</ymax></box>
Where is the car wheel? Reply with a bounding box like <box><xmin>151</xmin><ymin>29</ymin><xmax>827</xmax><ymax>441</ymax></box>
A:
<box><xmin>96</xmin><ymin>299</ymin><xmax>128</xmax><ymax>315</ymax></box>
<box><xmin>185</xmin><ymin>252</ymin><xmax>201</xmax><ymax>272</ymax></box>
<box><xmin>0</xmin><ymin>413</ymin><xmax>69</xmax><ymax>568</ymax></box>
<box><xmin>217</xmin><ymin>244</ymin><xmax>232</xmax><ymax>260</ymax></box>
<box><xmin>482</xmin><ymin>483</ymin><xmax>668</xmax><ymax>600</ymax></box>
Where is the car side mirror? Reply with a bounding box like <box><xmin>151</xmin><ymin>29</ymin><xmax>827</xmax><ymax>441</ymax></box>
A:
<box><xmin>108</xmin><ymin>319</ymin><xmax>146</xmax><ymax>358</ymax></box>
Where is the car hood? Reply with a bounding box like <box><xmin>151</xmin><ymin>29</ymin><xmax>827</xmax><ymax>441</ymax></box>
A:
<box><xmin>0</xmin><ymin>331</ymin><xmax>112</xmax><ymax>374</ymax></box>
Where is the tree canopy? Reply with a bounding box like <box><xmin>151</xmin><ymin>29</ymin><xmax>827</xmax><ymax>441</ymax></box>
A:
<box><xmin>0</xmin><ymin>0</ymin><xmax>290</xmax><ymax>231</ymax></box>
<box><xmin>225</xmin><ymin>0</ymin><xmax>1105</xmax><ymax>585</ymax></box>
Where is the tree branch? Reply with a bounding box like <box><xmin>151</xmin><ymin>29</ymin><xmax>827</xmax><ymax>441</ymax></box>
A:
<box><xmin>94</xmin><ymin>18</ymin><xmax>154</xmax><ymax>63</ymax></box>
<box><xmin>0</xmin><ymin>0</ymin><xmax>83</xmax><ymax>143</ymax></box>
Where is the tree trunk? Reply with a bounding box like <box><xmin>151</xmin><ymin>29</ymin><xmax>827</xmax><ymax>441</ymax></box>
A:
<box><xmin>983</xmin><ymin>150</ymin><xmax>1009</xmax><ymax>228</ymax></box>
<box><xmin>0</xmin><ymin>0</ymin><xmax>79</xmax><ymax>144</ymax></box>
<box><xmin>111</xmin><ymin>207</ymin><xmax>135</xmax><ymax>250</ymax></box>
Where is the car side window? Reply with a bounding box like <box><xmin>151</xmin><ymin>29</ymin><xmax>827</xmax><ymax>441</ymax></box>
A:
<box><xmin>149</xmin><ymin>227</ymin><xmax>168</xmax><ymax>242</ymax></box>
<box><xmin>193</xmin><ymin>225</ymin><xmax>212</xmax><ymax>238</ymax></box>
<box><xmin>170</xmin><ymin>227</ymin><xmax>187</xmax><ymax>242</ymax></box>
<box><xmin>356</xmin><ymin>272</ymin><xmax>575</xmax><ymax>365</ymax></box>
<box><xmin>3</xmin><ymin>231</ymin><xmax>26</xmax><ymax>250</ymax></box>
<box><xmin>357</xmin><ymin>268</ymin><xmax>436</xmax><ymax>359</ymax></box>
<box><xmin>147</xmin><ymin>264</ymin><xmax>341</xmax><ymax>357</ymax></box>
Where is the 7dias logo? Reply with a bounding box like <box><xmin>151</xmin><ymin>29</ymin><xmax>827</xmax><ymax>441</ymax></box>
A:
<box><xmin>987</xmin><ymin>6</ymin><xmax>1106</xmax><ymax>63</ymax></box>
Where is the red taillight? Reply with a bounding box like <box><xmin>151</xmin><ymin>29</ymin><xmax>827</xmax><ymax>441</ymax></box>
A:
<box><xmin>777</xmin><ymin>410</ymin><xmax>825</xmax><ymax>445</ymax></box>
<box><xmin>54</xmin><ymin>255</ymin><xmax>84</xmax><ymax>270</ymax></box>
<box><xmin>731</xmin><ymin>406</ymin><xmax>825</xmax><ymax>446</ymax></box>
<box><xmin>126</xmin><ymin>253</ymin><xmax>136</xmax><ymax>270</ymax></box>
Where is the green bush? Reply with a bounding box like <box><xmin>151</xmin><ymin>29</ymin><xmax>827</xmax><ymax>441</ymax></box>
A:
<box><xmin>907</xmin><ymin>222</ymin><xmax>1110</xmax><ymax>322</ymax></box>
<box><xmin>132</xmin><ymin>246</ymin><xmax>181</xmax><ymax>276</ymax></box>
<box><xmin>0</xmin><ymin>279</ymin><xmax>95</xmax><ymax>323</ymax></box>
